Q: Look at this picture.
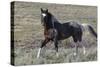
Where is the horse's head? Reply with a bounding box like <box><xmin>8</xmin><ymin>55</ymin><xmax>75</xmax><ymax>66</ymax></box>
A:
<box><xmin>41</xmin><ymin>8</ymin><xmax>48</xmax><ymax>26</ymax></box>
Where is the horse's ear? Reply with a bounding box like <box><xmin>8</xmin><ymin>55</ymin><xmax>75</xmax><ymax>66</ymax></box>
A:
<box><xmin>46</xmin><ymin>9</ymin><xmax>48</xmax><ymax>13</ymax></box>
<box><xmin>41</xmin><ymin>8</ymin><xmax>43</xmax><ymax>12</ymax></box>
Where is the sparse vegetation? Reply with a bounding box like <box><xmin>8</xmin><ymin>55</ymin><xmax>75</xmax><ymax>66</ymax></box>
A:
<box><xmin>12</xmin><ymin>1</ymin><xmax>97</xmax><ymax>66</ymax></box>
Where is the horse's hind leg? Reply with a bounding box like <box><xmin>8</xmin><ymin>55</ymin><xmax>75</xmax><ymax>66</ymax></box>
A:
<box><xmin>37</xmin><ymin>39</ymin><xmax>50</xmax><ymax>58</ymax></box>
<box><xmin>82</xmin><ymin>44</ymin><xmax>86</xmax><ymax>55</ymax></box>
<box><xmin>72</xmin><ymin>36</ymin><xmax>79</xmax><ymax>56</ymax></box>
<box><xmin>73</xmin><ymin>41</ymin><xmax>79</xmax><ymax>56</ymax></box>
<box><xmin>74</xmin><ymin>41</ymin><xmax>86</xmax><ymax>56</ymax></box>
<box><xmin>81</xmin><ymin>39</ymin><xmax>87</xmax><ymax>55</ymax></box>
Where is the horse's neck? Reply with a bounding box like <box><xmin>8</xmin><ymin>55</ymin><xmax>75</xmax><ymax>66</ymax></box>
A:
<box><xmin>44</xmin><ymin>23</ymin><xmax>51</xmax><ymax>30</ymax></box>
<box><xmin>45</xmin><ymin>20</ymin><xmax>54</xmax><ymax>29</ymax></box>
<box><xmin>44</xmin><ymin>12</ymin><xmax>60</xmax><ymax>29</ymax></box>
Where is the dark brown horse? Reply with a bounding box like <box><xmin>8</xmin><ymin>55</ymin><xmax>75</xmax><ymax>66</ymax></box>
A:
<box><xmin>37</xmin><ymin>8</ymin><xmax>97</xmax><ymax>58</ymax></box>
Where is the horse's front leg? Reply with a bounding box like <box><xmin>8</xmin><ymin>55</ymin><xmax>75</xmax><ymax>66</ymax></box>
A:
<box><xmin>54</xmin><ymin>37</ymin><xmax>59</xmax><ymax>57</ymax></box>
<box><xmin>37</xmin><ymin>39</ymin><xmax>50</xmax><ymax>58</ymax></box>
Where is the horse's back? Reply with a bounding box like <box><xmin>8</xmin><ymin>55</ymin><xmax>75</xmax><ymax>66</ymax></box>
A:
<box><xmin>62</xmin><ymin>21</ymin><xmax>83</xmax><ymax>37</ymax></box>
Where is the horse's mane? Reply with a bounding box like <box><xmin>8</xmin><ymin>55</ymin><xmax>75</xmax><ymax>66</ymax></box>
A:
<box><xmin>47</xmin><ymin>12</ymin><xmax>52</xmax><ymax>18</ymax></box>
<box><xmin>47</xmin><ymin>12</ymin><xmax>60</xmax><ymax>23</ymax></box>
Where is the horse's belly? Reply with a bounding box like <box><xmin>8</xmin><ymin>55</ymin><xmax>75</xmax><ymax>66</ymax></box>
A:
<box><xmin>58</xmin><ymin>33</ymin><xmax>71</xmax><ymax>40</ymax></box>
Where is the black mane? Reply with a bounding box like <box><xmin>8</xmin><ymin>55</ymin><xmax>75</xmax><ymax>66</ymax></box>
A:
<box><xmin>46</xmin><ymin>12</ymin><xmax>61</xmax><ymax>29</ymax></box>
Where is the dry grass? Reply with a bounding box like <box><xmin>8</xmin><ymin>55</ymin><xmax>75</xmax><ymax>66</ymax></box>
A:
<box><xmin>11</xmin><ymin>1</ymin><xmax>97</xmax><ymax>66</ymax></box>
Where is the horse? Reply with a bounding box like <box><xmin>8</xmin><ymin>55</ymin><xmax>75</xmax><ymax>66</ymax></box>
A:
<box><xmin>37</xmin><ymin>8</ymin><xmax>97</xmax><ymax>58</ymax></box>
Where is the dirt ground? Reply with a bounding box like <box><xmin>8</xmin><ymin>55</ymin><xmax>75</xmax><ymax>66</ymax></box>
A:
<box><xmin>11</xmin><ymin>1</ymin><xmax>97</xmax><ymax>66</ymax></box>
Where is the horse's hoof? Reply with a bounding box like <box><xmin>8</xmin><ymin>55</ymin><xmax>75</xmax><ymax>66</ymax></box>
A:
<box><xmin>37</xmin><ymin>55</ymin><xmax>40</xmax><ymax>59</ymax></box>
<box><xmin>37</xmin><ymin>56</ymin><xmax>39</xmax><ymax>59</ymax></box>
<box><xmin>83</xmin><ymin>50</ymin><xmax>86</xmax><ymax>55</ymax></box>
<box><xmin>73</xmin><ymin>52</ymin><xmax>77</xmax><ymax>56</ymax></box>
<box><xmin>56</xmin><ymin>53</ymin><xmax>59</xmax><ymax>57</ymax></box>
<box><xmin>83</xmin><ymin>47</ymin><xmax>86</xmax><ymax>55</ymax></box>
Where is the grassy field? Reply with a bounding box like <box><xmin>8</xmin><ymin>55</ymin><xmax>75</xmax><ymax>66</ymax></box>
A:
<box><xmin>11</xmin><ymin>1</ymin><xmax>97</xmax><ymax>66</ymax></box>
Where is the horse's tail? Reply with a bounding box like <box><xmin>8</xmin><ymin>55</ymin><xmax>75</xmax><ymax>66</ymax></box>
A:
<box><xmin>87</xmin><ymin>25</ymin><xmax>97</xmax><ymax>38</ymax></box>
<box><xmin>82</xmin><ymin>23</ymin><xmax>97</xmax><ymax>38</ymax></box>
